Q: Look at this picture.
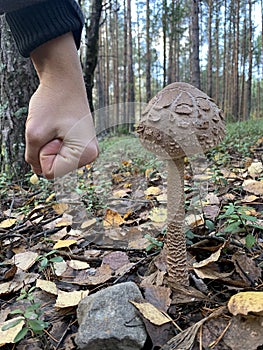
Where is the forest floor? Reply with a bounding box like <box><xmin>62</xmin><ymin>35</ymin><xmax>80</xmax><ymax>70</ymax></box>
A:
<box><xmin>0</xmin><ymin>119</ymin><xmax>263</xmax><ymax>350</ymax></box>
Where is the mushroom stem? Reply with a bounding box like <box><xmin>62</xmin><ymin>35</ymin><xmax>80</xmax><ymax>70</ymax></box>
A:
<box><xmin>166</xmin><ymin>157</ymin><xmax>189</xmax><ymax>287</ymax></box>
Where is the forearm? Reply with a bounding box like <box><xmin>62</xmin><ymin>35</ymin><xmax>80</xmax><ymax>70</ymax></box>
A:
<box><xmin>30</xmin><ymin>32</ymin><xmax>87</xmax><ymax>103</ymax></box>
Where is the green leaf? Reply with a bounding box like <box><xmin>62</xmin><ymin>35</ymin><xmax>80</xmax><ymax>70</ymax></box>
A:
<box><xmin>205</xmin><ymin>220</ymin><xmax>215</xmax><ymax>231</ymax></box>
<box><xmin>50</xmin><ymin>256</ymin><xmax>64</xmax><ymax>263</ymax></box>
<box><xmin>186</xmin><ymin>230</ymin><xmax>195</xmax><ymax>239</ymax></box>
<box><xmin>14</xmin><ymin>327</ymin><xmax>28</xmax><ymax>343</ymax></box>
<box><xmin>224</xmin><ymin>221</ymin><xmax>242</xmax><ymax>233</ymax></box>
<box><xmin>245</xmin><ymin>234</ymin><xmax>256</xmax><ymax>249</ymax></box>
<box><xmin>28</xmin><ymin>319</ymin><xmax>48</xmax><ymax>333</ymax></box>
<box><xmin>1</xmin><ymin>318</ymin><xmax>23</xmax><ymax>331</ymax></box>
<box><xmin>40</xmin><ymin>257</ymin><xmax>48</xmax><ymax>268</ymax></box>
<box><xmin>10</xmin><ymin>309</ymin><xmax>24</xmax><ymax>315</ymax></box>
<box><xmin>242</xmin><ymin>215</ymin><xmax>258</xmax><ymax>222</ymax></box>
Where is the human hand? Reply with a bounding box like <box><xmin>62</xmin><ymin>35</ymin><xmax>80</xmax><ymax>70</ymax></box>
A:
<box><xmin>26</xmin><ymin>33</ymin><xmax>98</xmax><ymax>179</ymax></box>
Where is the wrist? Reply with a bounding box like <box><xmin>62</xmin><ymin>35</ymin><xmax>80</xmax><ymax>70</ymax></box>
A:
<box><xmin>30</xmin><ymin>32</ymin><xmax>84</xmax><ymax>86</ymax></box>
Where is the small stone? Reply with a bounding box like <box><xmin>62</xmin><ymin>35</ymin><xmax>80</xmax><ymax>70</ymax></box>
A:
<box><xmin>75</xmin><ymin>282</ymin><xmax>147</xmax><ymax>350</ymax></box>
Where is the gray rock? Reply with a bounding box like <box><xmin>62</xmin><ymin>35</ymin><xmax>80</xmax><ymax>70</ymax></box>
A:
<box><xmin>75</xmin><ymin>282</ymin><xmax>147</xmax><ymax>350</ymax></box>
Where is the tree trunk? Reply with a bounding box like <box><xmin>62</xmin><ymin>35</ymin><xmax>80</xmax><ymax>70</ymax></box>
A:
<box><xmin>191</xmin><ymin>0</ymin><xmax>201</xmax><ymax>89</ymax></box>
<box><xmin>246</xmin><ymin>0</ymin><xmax>253</xmax><ymax>120</ymax></box>
<box><xmin>82</xmin><ymin>0</ymin><xmax>102</xmax><ymax>113</ymax></box>
<box><xmin>146</xmin><ymin>0</ymin><xmax>151</xmax><ymax>101</ymax></box>
<box><xmin>207</xmin><ymin>0</ymin><xmax>213</xmax><ymax>97</ymax></box>
<box><xmin>0</xmin><ymin>17</ymin><xmax>38</xmax><ymax>179</ymax></box>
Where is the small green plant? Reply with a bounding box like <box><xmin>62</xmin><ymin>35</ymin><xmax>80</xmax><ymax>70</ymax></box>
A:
<box><xmin>36</xmin><ymin>250</ymin><xmax>64</xmax><ymax>272</ymax></box>
<box><xmin>145</xmin><ymin>234</ymin><xmax>164</xmax><ymax>251</ymax></box>
<box><xmin>1</xmin><ymin>286</ymin><xmax>49</xmax><ymax>343</ymax></box>
<box><xmin>218</xmin><ymin>202</ymin><xmax>262</xmax><ymax>248</ymax></box>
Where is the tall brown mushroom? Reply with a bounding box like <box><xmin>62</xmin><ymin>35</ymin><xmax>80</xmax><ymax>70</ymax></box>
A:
<box><xmin>137</xmin><ymin>82</ymin><xmax>225</xmax><ymax>287</ymax></box>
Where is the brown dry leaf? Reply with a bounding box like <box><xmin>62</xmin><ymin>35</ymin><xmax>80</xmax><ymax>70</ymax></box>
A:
<box><xmin>55</xmin><ymin>216</ymin><xmax>73</xmax><ymax>227</ymax></box>
<box><xmin>81</xmin><ymin>218</ymin><xmax>97</xmax><ymax>229</ymax></box>
<box><xmin>55</xmin><ymin>290</ymin><xmax>89</xmax><ymax>308</ymax></box>
<box><xmin>144</xmin><ymin>286</ymin><xmax>171</xmax><ymax>312</ymax></box>
<box><xmin>204</xmin><ymin>193</ymin><xmax>220</xmax><ymax>205</ymax></box>
<box><xmin>74</xmin><ymin>264</ymin><xmax>113</xmax><ymax>285</ymax></box>
<box><xmin>144</xmin><ymin>186</ymin><xmax>162</xmax><ymax>196</ymax></box>
<box><xmin>103</xmin><ymin>208</ymin><xmax>125</xmax><ymax>227</ymax></box>
<box><xmin>67</xmin><ymin>260</ymin><xmax>90</xmax><ymax>270</ymax></box>
<box><xmin>194</xmin><ymin>265</ymin><xmax>233</xmax><ymax>280</ymax></box>
<box><xmin>52</xmin><ymin>203</ymin><xmax>69</xmax><ymax>215</ymax></box>
<box><xmin>128</xmin><ymin>237</ymin><xmax>149</xmax><ymax>250</ymax></box>
<box><xmin>130</xmin><ymin>300</ymin><xmax>171</xmax><ymax>326</ymax></box>
<box><xmin>102</xmin><ymin>251</ymin><xmax>129</xmax><ymax>271</ymax></box>
<box><xmin>53</xmin><ymin>261</ymin><xmax>68</xmax><ymax>276</ymax></box>
<box><xmin>36</xmin><ymin>279</ymin><xmax>58</xmax><ymax>295</ymax></box>
<box><xmin>0</xmin><ymin>270</ymin><xmax>38</xmax><ymax>296</ymax></box>
<box><xmin>223</xmin><ymin>315</ymin><xmax>263</xmax><ymax>350</ymax></box>
<box><xmin>53</xmin><ymin>239</ymin><xmax>77</xmax><ymax>249</ymax></box>
<box><xmin>228</xmin><ymin>291</ymin><xmax>263</xmax><ymax>316</ymax></box>
<box><xmin>242</xmin><ymin>179</ymin><xmax>263</xmax><ymax>195</ymax></box>
<box><xmin>185</xmin><ymin>214</ymin><xmax>204</xmax><ymax>228</ymax></box>
<box><xmin>0</xmin><ymin>218</ymin><xmax>17</xmax><ymax>229</ymax></box>
<box><xmin>148</xmin><ymin>207</ymin><xmax>167</xmax><ymax>223</ymax></box>
<box><xmin>232</xmin><ymin>252</ymin><xmax>261</xmax><ymax>285</ymax></box>
<box><xmin>193</xmin><ymin>243</ymin><xmax>226</xmax><ymax>268</ymax></box>
<box><xmin>0</xmin><ymin>317</ymin><xmax>25</xmax><ymax>346</ymax></box>
<box><xmin>12</xmin><ymin>251</ymin><xmax>38</xmax><ymax>271</ymax></box>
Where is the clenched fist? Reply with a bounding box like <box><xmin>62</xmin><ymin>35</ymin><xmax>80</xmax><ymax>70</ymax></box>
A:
<box><xmin>26</xmin><ymin>32</ymin><xmax>98</xmax><ymax>179</ymax></box>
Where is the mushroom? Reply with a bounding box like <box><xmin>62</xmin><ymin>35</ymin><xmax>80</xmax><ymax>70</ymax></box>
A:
<box><xmin>137</xmin><ymin>82</ymin><xmax>225</xmax><ymax>287</ymax></box>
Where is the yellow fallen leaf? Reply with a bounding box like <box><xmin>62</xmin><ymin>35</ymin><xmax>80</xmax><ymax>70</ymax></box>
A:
<box><xmin>144</xmin><ymin>186</ymin><xmax>162</xmax><ymax>196</ymax></box>
<box><xmin>30</xmin><ymin>173</ymin><xmax>39</xmax><ymax>185</ymax></box>
<box><xmin>228</xmin><ymin>292</ymin><xmax>263</xmax><ymax>316</ymax></box>
<box><xmin>103</xmin><ymin>208</ymin><xmax>125</xmax><ymax>227</ymax></box>
<box><xmin>113</xmin><ymin>189</ymin><xmax>129</xmax><ymax>198</ymax></box>
<box><xmin>45</xmin><ymin>193</ymin><xmax>55</xmax><ymax>202</ymax></box>
<box><xmin>130</xmin><ymin>300</ymin><xmax>171</xmax><ymax>326</ymax></box>
<box><xmin>52</xmin><ymin>203</ymin><xmax>69</xmax><ymax>215</ymax></box>
<box><xmin>248</xmin><ymin>162</ymin><xmax>263</xmax><ymax>177</ymax></box>
<box><xmin>68</xmin><ymin>260</ymin><xmax>90</xmax><ymax>270</ymax></box>
<box><xmin>148</xmin><ymin>207</ymin><xmax>167</xmax><ymax>223</ymax></box>
<box><xmin>242</xmin><ymin>179</ymin><xmax>263</xmax><ymax>195</ymax></box>
<box><xmin>36</xmin><ymin>279</ymin><xmax>58</xmax><ymax>295</ymax></box>
<box><xmin>242</xmin><ymin>195</ymin><xmax>258</xmax><ymax>203</ymax></box>
<box><xmin>0</xmin><ymin>317</ymin><xmax>25</xmax><ymax>346</ymax></box>
<box><xmin>12</xmin><ymin>251</ymin><xmax>38</xmax><ymax>271</ymax></box>
<box><xmin>0</xmin><ymin>218</ymin><xmax>16</xmax><ymax>229</ymax></box>
<box><xmin>55</xmin><ymin>290</ymin><xmax>89</xmax><ymax>308</ymax></box>
<box><xmin>53</xmin><ymin>239</ymin><xmax>77</xmax><ymax>249</ymax></box>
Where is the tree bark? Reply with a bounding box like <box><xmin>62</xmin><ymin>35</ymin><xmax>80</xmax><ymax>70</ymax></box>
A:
<box><xmin>82</xmin><ymin>0</ymin><xmax>102</xmax><ymax>113</ymax></box>
<box><xmin>0</xmin><ymin>17</ymin><xmax>38</xmax><ymax>178</ymax></box>
<box><xmin>191</xmin><ymin>0</ymin><xmax>201</xmax><ymax>89</ymax></box>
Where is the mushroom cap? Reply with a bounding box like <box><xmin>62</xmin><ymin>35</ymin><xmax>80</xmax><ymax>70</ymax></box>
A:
<box><xmin>137</xmin><ymin>82</ymin><xmax>225</xmax><ymax>159</ymax></box>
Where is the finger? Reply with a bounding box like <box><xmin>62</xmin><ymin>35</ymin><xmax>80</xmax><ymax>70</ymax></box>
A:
<box><xmin>39</xmin><ymin>139</ymin><xmax>63</xmax><ymax>179</ymax></box>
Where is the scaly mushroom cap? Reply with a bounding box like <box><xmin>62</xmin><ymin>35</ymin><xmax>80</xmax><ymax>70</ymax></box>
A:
<box><xmin>137</xmin><ymin>82</ymin><xmax>225</xmax><ymax>159</ymax></box>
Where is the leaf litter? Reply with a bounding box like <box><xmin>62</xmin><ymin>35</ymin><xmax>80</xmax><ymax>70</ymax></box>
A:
<box><xmin>0</xmin><ymin>126</ymin><xmax>262</xmax><ymax>349</ymax></box>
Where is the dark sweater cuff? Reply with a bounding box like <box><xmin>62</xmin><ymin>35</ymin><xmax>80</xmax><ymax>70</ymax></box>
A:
<box><xmin>6</xmin><ymin>0</ymin><xmax>84</xmax><ymax>57</ymax></box>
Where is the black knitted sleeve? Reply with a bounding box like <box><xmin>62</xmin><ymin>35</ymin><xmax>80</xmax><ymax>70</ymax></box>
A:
<box><xmin>5</xmin><ymin>0</ymin><xmax>84</xmax><ymax>57</ymax></box>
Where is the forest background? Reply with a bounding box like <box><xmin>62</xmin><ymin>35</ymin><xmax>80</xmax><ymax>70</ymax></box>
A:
<box><xmin>0</xmin><ymin>0</ymin><xmax>263</xmax><ymax>177</ymax></box>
